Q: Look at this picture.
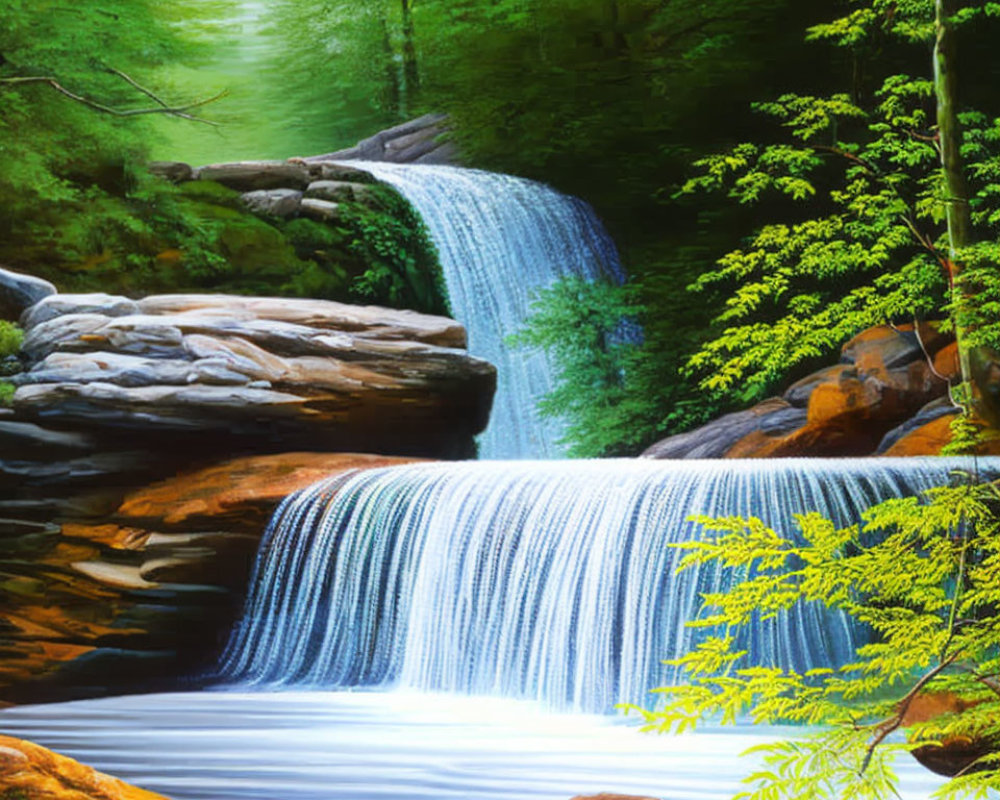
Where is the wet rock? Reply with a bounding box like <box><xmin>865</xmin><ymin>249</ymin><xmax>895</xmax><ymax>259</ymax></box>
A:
<box><xmin>241</xmin><ymin>188</ymin><xmax>303</xmax><ymax>218</ymax></box>
<box><xmin>0</xmin><ymin>266</ymin><xmax>56</xmax><ymax>321</ymax></box>
<box><xmin>148</xmin><ymin>160</ymin><xmax>194</xmax><ymax>183</ymax></box>
<box><xmin>194</xmin><ymin>159</ymin><xmax>311</xmax><ymax>191</ymax></box>
<box><xmin>117</xmin><ymin>452</ymin><xmax>420</xmax><ymax>530</ymax></box>
<box><xmin>0</xmin><ymin>734</ymin><xmax>170</xmax><ymax>799</ymax></box>
<box><xmin>877</xmin><ymin>399</ymin><xmax>958</xmax><ymax>454</ymax></box>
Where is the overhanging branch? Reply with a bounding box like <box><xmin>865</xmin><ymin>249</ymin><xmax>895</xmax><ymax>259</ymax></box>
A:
<box><xmin>0</xmin><ymin>70</ymin><xmax>227</xmax><ymax>126</ymax></box>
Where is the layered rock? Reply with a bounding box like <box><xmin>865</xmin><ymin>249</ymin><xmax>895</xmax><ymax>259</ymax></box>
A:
<box><xmin>0</xmin><ymin>449</ymin><xmax>421</xmax><ymax>703</ymax></box>
<box><xmin>0</xmin><ymin>275</ymin><xmax>494</xmax><ymax>702</ymax></box>
<box><xmin>0</xmin><ymin>735</ymin><xmax>169</xmax><ymax>800</ymax></box>
<box><xmin>643</xmin><ymin>323</ymin><xmax>1000</xmax><ymax>458</ymax></box>
<box><xmin>12</xmin><ymin>292</ymin><xmax>493</xmax><ymax>456</ymax></box>
<box><xmin>305</xmin><ymin>113</ymin><xmax>456</xmax><ymax>165</ymax></box>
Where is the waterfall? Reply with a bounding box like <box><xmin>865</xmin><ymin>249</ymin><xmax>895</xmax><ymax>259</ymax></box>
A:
<box><xmin>220</xmin><ymin>457</ymin><xmax>990</xmax><ymax>712</ymax></box>
<box><xmin>346</xmin><ymin>162</ymin><xmax>626</xmax><ymax>459</ymax></box>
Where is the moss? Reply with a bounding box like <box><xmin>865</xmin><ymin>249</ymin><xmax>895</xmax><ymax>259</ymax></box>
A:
<box><xmin>0</xmin><ymin>384</ymin><xmax>14</xmax><ymax>408</ymax></box>
<box><xmin>0</xmin><ymin>322</ymin><xmax>23</xmax><ymax>357</ymax></box>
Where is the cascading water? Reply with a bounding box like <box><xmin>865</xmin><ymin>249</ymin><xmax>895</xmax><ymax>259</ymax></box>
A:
<box><xmin>220</xmin><ymin>457</ymin><xmax>989</xmax><ymax>713</ymax></box>
<box><xmin>346</xmin><ymin>162</ymin><xmax>626</xmax><ymax>459</ymax></box>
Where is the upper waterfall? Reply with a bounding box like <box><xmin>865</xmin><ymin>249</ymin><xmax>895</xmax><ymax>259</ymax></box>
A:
<box><xmin>346</xmin><ymin>162</ymin><xmax>626</xmax><ymax>459</ymax></box>
<box><xmin>220</xmin><ymin>457</ymin><xmax>992</xmax><ymax>713</ymax></box>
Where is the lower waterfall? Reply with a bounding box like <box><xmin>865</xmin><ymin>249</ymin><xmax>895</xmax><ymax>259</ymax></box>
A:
<box><xmin>347</xmin><ymin>162</ymin><xmax>626</xmax><ymax>460</ymax></box>
<box><xmin>219</xmin><ymin>457</ymin><xmax>989</xmax><ymax>712</ymax></box>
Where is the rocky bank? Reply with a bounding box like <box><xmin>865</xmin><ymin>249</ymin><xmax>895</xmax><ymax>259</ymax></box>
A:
<box><xmin>643</xmin><ymin>323</ymin><xmax>1000</xmax><ymax>458</ymax></box>
<box><xmin>0</xmin><ymin>269</ymin><xmax>494</xmax><ymax>703</ymax></box>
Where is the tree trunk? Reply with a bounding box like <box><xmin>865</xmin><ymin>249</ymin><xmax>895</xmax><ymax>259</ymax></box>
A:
<box><xmin>401</xmin><ymin>0</ymin><xmax>419</xmax><ymax>112</ymax></box>
<box><xmin>934</xmin><ymin>0</ymin><xmax>998</xmax><ymax>426</ymax></box>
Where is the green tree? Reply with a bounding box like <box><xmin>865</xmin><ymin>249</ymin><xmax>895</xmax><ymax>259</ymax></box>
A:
<box><xmin>633</xmin><ymin>2</ymin><xmax>1000</xmax><ymax>795</ymax></box>
<box><xmin>632</xmin><ymin>475</ymin><xmax>1000</xmax><ymax>798</ymax></box>
<box><xmin>680</xmin><ymin>0</ymin><xmax>1000</xmax><ymax>417</ymax></box>
<box><xmin>511</xmin><ymin>279</ymin><xmax>664</xmax><ymax>457</ymax></box>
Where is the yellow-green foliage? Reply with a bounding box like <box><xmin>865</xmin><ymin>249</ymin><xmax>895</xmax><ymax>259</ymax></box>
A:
<box><xmin>0</xmin><ymin>322</ymin><xmax>23</xmax><ymax>358</ymax></box>
<box><xmin>631</xmin><ymin>474</ymin><xmax>1000</xmax><ymax>799</ymax></box>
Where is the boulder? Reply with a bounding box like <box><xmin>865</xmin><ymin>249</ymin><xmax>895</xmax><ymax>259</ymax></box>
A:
<box><xmin>318</xmin><ymin>163</ymin><xmax>377</xmax><ymax>183</ymax></box>
<box><xmin>877</xmin><ymin>399</ymin><xmax>958</xmax><ymax>454</ymax></box>
<box><xmin>901</xmin><ymin>693</ymin><xmax>996</xmax><ymax>778</ymax></box>
<box><xmin>300</xmin><ymin>197</ymin><xmax>341</xmax><ymax>222</ymax></box>
<box><xmin>642</xmin><ymin>322</ymin><xmax>969</xmax><ymax>458</ymax></box>
<box><xmin>305</xmin><ymin>113</ymin><xmax>456</xmax><ymax>166</ymax></box>
<box><xmin>0</xmin><ymin>735</ymin><xmax>170</xmax><ymax>800</ymax></box>
<box><xmin>305</xmin><ymin>180</ymin><xmax>376</xmax><ymax>204</ymax></box>
<box><xmin>0</xmin><ymin>266</ymin><xmax>56</xmax><ymax>321</ymax></box>
<box><xmin>148</xmin><ymin>160</ymin><xmax>193</xmax><ymax>183</ymax></box>
<box><xmin>194</xmin><ymin>160</ymin><xmax>311</xmax><ymax>191</ymax></box>
<box><xmin>240</xmin><ymin>188</ymin><xmax>303</xmax><ymax>218</ymax></box>
<box><xmin>12</xmin><ymin>292</ymin><xmax>493</xmax><ymax>456</ymax></box>
<box><xmin>641</xmin><ymin>398</ymin><xmax>805</xmax><ymax>459</ymax></box>
<box><xmin>570</xmin><ymin>795</ymin><xmax>660</xmax><ymax>800</ymax></box>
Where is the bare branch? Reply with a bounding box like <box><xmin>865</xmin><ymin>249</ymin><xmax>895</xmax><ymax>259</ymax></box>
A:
<box><xmin>0</xmin><ymin>74</ymin><xmax>228</xmax><ymax>126</ymax></box>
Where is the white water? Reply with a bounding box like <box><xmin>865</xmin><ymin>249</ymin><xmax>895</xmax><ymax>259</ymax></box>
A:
<box><xmin>0</xmin><ymin>690</ymin><xmax>944</xmax><ymax>800</ymax></box>
<box><xmin>348</xmin><ymin>162</ymin><xmax>626</xmax><ymax>459</ymax></box>
<box><xmin>220</xmin><ymin>458</ymin><xmax>991</xmax><ymax>712</ymax></box>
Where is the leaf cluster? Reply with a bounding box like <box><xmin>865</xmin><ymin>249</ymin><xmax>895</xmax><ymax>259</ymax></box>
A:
<box><xmin>632</xmin><ymin>476</ymin><xmax>1000</xmax><ymax>798</ymax></box>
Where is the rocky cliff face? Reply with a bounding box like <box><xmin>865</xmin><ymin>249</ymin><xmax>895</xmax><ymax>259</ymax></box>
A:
<box><xmin>0</xmin><ymin>272</ymin><xmax>494</xmax><ymax>703</ymax></box>
<box><xmin>643</xmin><ymin>323</ymin><xmax>1000</xmax><ymax>459</ymax></box>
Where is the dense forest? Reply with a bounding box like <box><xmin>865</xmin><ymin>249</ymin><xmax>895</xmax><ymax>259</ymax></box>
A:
<box><xmin>6</xmin><ymin>1</ymin><xmax>1000</xmax><ymax>797</ymax></box>
<box><xmin>6</xmin><ymin>0</ymin><xmax>1000</xmax><ymax>456</ymax></box>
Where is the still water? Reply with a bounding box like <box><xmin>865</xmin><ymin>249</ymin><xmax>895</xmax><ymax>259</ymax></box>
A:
<box><xmin>0</xmin><ymin>690</ymin><xmax>943</xmax><ymax>799</ymax></box>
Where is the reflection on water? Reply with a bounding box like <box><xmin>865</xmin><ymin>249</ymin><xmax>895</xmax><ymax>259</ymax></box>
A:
<box><xmin>0</xmin><ymin>690</ymin><xmax>942</xmax><ymax>800</ymax></box>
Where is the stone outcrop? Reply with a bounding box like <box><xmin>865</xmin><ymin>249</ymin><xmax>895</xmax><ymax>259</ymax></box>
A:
<box><xmin>0</xmin><ymin>274</ymin><xmax>493</xmax><ymax>702</ymax></box>
<box><xmin>0</xmin><ymin>451</ymin><xmax>419</xmax><ymax>703</ymax></box>
<box><xmin>0</xmin><ymin>735</ymin><xmax>169</xmax><ymax>800</ymax></box>
<box><xmin>643</xmin><ymin>323</ymin><xmax>1000</xmax><ymax>458</ymax></box>
<box><xmin>305</xmin><ymin>113</ymin><xmax>456</xmax><ymax>165</ymax></box>
<box><xmin>11</xmin><ymin>292</ymin><xmax>494</xmax><ymax>456</ymax></box>
<box><xmin>153</xmin><ymin>115</ymin><xmax>454</xmax><ymax>228</ymax></box>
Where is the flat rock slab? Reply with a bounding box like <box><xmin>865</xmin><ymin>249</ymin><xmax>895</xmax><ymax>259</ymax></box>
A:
<box><xmin>194</xmin><ymin>160</ymin><xmax>311</xmax><ymax>191</ymax></box>
<box><xmin>12</xmin><ymin>291</ymin><xmax>494</xmax><ymax>454</ymax></box>
<box><xmin>118</xmin><ymin>451</ymin><xmax>422</xmax><ymax>530</ymax></box>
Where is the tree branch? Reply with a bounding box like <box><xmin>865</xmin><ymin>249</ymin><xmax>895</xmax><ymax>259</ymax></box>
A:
<box><xmin>0</xmin><ymin>72</ymin><xmax>227</xmax><ymax>126</ymax></box>
<box><xmin>860</xmin><ymin>648</ymin><xmax>964</xmax><ymax>774</ymax></box>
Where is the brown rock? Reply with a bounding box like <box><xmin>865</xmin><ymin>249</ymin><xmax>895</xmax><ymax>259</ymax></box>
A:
<box><xmin>901</xmin><ymin>693</ymin><xmax>996</xmax><ymax>778</ymax></box>
<box><xmin>641</xmin><ymin>398</ymin><xmax>805</xmax><ymax>459</ymax></box>
<box><xmin>148</xmin><ymin>161</ymin><xmax>193</xmax><ymax>183</ymax></box>
<box><xmin>117</xmin><ymin>451</ymin><xmax>422</xmax><ymax>530</ymax></box>
<box><xmin>842</xmin><ymin>323</ymin><xmax>949</xmax><ymax>371</ymax></box>
<box><xmin>0</xmin><ymin>735</ymin><xmax>169</xmax><ymax>799</ymax></box>
<box><xmin>933</xmin><ymin>342</ymin><xmax>961</xmax><ymax>382</ymax></box>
